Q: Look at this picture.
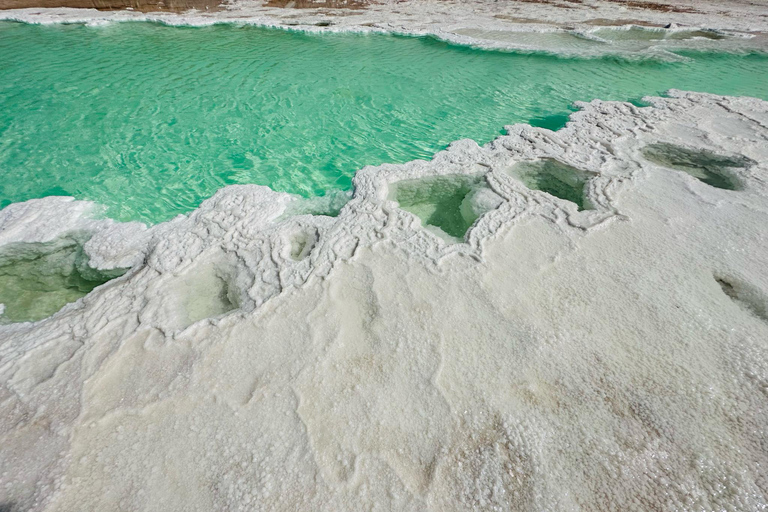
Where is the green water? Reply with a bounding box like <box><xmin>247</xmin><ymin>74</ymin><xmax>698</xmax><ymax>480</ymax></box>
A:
<box><xmin>0</xmin><ymin>239</ymin><xmax>127</xmax><ymax>323</ymax></box>
<box><xmin>390</xmin><ymin>174</ymin><xmax>492</xmax><ymax>240</ymax></box>
<box><xmin>508</xmin><ymin>159</ymin><xmax>596</xmax><ymax>210</ymax></box>
<box><xmin>1</xmin><ymin>22</ymin><xmax>767</xmax><ymax>224</ymax></box>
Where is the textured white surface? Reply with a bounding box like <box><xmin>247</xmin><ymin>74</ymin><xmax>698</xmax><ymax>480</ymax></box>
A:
<box><xmin>1</xmin><ymin>91</ymin><xmax>767</xmax><ymax>510</ymax></box>
<box><xmin>2</xmin><ymin>0</ymin><xmax>768</xmax><ymax>57</ymax></box>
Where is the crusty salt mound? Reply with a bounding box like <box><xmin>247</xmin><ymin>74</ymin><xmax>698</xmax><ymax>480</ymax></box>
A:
<box><xmin>1</xmin><ymin>90</ymin><xmax>767</xmax><ymax>511</ymax></box>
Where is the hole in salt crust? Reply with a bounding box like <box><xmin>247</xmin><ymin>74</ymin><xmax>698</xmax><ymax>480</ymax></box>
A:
<box><xmin>170</xmin><ymin>260</ymin><xmax>240</xmax><ymax>329</ymax></box>
<box><xmin>716</xmin><ymin>275</ymin><xmax>768</xmax><ymax>323</ymax></box>
<box><xmin>507</xmin><ymin>158</ymin><xmax>595</xmax><ymax>211</ymax></box>
<box><xmin>288</xmin><ymin>227</ymin><xmax>319</xmax><ymax>261</ymax></box>
<box><xmin>389</xmin><ymin>174</ymin><xmax>503</xmax><ymax>242</ymax></box>
<box><xmin>0</xmin><ymin>239</ymin><xmax>127</xmax><ymax>324</ymax></box>
<box><xmin>642</xmin><ymin>143</ymin><xmax>753</xmax><ymax>191</ymax></box>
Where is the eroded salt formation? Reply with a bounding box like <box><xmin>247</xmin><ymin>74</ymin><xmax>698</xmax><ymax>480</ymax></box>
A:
<box><xmin>1</xmin><ymin>90</ymin><xmax>768</xmax><ymax>510</ymax></box>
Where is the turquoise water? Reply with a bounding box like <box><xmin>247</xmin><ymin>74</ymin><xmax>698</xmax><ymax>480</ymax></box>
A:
<box><xmin>1</xmin><ymin>22</ymin><xmax>767</xmax><ymax>224</ymax></box>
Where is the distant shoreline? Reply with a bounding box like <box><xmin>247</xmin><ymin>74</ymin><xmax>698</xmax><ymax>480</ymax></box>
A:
<box><xmin>1</xmin><ymin>0</ymin><xmax>767</xmax><ymax>36</ymax></box>
<box><xmin>0</xmin><ymin>0</ymin><xmax>369</xmax><ymax>12</ymax></box>
<box><xmin>0</xmin><ymin>0</ymin><xmax>220</xmax><ymax>13</ymax></box>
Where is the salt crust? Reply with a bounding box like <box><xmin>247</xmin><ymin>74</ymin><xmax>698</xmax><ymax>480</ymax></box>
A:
<box><xmin>2</xmin><ymin>0</ymin><xmax>768</xmax><ymax>57</ymax></box>
<box><xmin>1</xmin><ymin>90</ymin><xmax>768</xmax><ymax>510</ymax></box>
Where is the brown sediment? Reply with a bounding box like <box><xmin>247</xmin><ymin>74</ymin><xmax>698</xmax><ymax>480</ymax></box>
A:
<box><xmin>317</xmin><ymin>8</ymin><xmax>365</xmax><ymax>15</ymax></box>
<box><xmin>495</xmin><ymin>0</ymin><xmax>698</xmax><ymax>14</ymax></box>
<box><xmin>494</xmin><ymin>0</ymin><xmax>698</xmax><ymax>11</ymax></box>
<box><xmin>264</xmin><ymin>0</ymin><xmax>366</xmax><ymax>8</ymax></box>
<box><xmin>0</xmin><ymin>0</ymin><xmax>221</xmax><ymax>12</ymax></box>
<box><xmin>493</xmin><ymin>15</ymin><xmax>559</xmax><ymax>24</ymax></box>
<box><xmin>493</xmin><ymin>15</ymin><xmax>664</xmax><ymax>28</ymax></box>
<box><xmin>602</xmin><ymin>0</ymin><xmax>700</xmax><ymax>14</ymax></box>
<box><xmin>582</xmin><ymin>18</ymin><xmax>665</xmax><ymax>26</ymax></box>
<box><xmin>505</xmin><ymin>0</ymin><xmax>577</xmax><ymax>8</ymax></box>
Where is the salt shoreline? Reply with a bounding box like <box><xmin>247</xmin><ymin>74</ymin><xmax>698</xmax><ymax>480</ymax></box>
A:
<box><xmin>1</xmin><ymin>89</ymin><xmax>767</xmax><ymax>510</ymax></box>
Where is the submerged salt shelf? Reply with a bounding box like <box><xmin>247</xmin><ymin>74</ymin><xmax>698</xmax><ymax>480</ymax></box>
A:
<box><xmin>1</xmin><ymin>21</ymin><xmax>768</xmax><ymax>223</ymax></box>
<box><xmin>0</xmin><ymin>238</ymin><xmax>126</xmax><ymax>323</ymax></box>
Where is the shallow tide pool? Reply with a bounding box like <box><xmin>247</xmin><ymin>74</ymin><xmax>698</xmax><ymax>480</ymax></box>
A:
<box><xmin>1</xmin><ymin>21</ymin><xmax>767</xmax><ymax>224</ymax></box>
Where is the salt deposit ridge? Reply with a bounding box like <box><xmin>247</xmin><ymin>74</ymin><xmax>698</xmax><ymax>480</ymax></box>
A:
<box><xmin>1</xmin><ymin>88</ymin><xmax>767</xmax><ymax>510</ymax></box>
<box><xmin>3</xmin><ymin>0</ymin><xmax>768</xmax><ymax>58</ymax></box>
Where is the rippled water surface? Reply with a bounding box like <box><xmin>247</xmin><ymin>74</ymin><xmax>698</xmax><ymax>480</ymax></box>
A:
<box><xmin>1</xmin><ymin>22</ymin><xmax>767</xmax><ymax>223</ymax></box>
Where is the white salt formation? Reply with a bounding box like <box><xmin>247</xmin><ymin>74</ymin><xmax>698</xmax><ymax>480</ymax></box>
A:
<box><xmin>4</xmin><ymin>0</ymin><xmax>768</xmax><ymax>59</ymax></box>
<box><xmin>1</xmin><ymin>90</ymin><xmax>768</xmax><ymax>510</ymax></box>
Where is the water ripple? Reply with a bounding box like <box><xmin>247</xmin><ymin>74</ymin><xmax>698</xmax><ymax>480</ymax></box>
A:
<box><xmin>0</xmin><ymin>22</ymin><xmax>767</xmax><ymax>223</ymax></box>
